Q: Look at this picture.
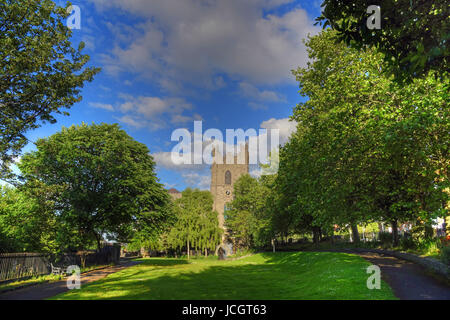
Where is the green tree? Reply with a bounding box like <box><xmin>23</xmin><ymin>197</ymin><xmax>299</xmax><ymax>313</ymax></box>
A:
<box><xmin>284</xmin><ymin>29</ymin><xmax>448</xmax><ymax>246</ymax></box>
<box><xmin>0</xmin><ymin>0</ymin><xmax>100</xmax><ymax>178</ymax></box>
<box><xmin>317</xmin><ymin>0</ymin><xmax>449</xmax><ymax>81</ymax></box>
<box><xmin>226</xmin><ymin>174</ymin><xmax>273</xmax><ymax>249</ymax></box>
<box><xmin>18</xmin><ymin>123</ymin><xmax>171</xmax><ymax>251</ymax></box>
<box><xmin>167</xmin><ymin>188</ymin><xmax>221</xmax><ymax>259</ymax></box>
<box><xmin>0</xmin><ymin>185</ymin><xmax>57</xmax><ymax>253</ymax></box>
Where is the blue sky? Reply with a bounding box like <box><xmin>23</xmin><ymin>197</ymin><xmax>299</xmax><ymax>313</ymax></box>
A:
<box><xmin>20</xmin><ymin>0</ymin><xmax>323</xmax><ymax>190</ymax></box>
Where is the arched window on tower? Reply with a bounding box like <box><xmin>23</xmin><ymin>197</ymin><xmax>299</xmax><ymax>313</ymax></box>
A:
<box><xmin>225</xmin><ymin>170</ymin><xmax>231</xmax><ymax>185</ymax></box>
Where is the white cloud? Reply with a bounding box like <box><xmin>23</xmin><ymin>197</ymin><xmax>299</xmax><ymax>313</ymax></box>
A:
<box><xmin>113</xmin><ymin>95</ymin><xmax>197</xmax><ymax>130</ymax></box>
<box><xmin>260</xmin><ymin>117</ymin><xmax>297</xmax><ymax>145</ymax></box>
<box><xmin>248</xmin><ymin>102</ymin><xmax>268</xmax><ymax>110</ymax></box>
<box><xmin>89</xmin><ymin>102</ymin><xmax>114</xmax><ymax>111</ymax></box>
<box><xmin>239</xmin><ymin>82</ymin><xmax>286</xmax><ymax>103</ymax></box>
<box><xmin>182</xmin><ymin>172</ymin><xmax>211</xmax><ymax>190</ymax></box>
<box><xmin>89</xmin><ymin>0</ymin><xmax>319</xmax><ymax>90</ymax></box>
<box><xmin>114</xmin><ymin>115</ymin><xmax>146</xmax><ymax>129</ymax></box>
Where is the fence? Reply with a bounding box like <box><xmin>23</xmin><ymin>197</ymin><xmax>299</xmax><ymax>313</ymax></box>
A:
<box><xmin>0</xmin><ymin>253</ymin><xmax>49</xmax><ymax>283</ymax></box>
<box><xmin>0</xmin><ymin>245</ymin><xmax>121</xmax><ymax>283</ymax></box>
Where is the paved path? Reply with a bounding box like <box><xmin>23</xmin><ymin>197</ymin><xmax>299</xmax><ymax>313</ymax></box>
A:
<box><xmin>0</xmin><ymin>259</ymin><xmax>141</xmax><ymax>300</ymax></box>
<box><xmin>347</xmin><ymin>250</ymin><xmax>450</xmax><ymax>300</ymax></box>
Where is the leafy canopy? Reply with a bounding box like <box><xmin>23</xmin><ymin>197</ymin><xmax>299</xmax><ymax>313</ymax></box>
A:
<box><xmin>0</xmin><ymin>0</ymin><xmax>100</xmax><ymax>178</ymax></box>
<box><xmin>18</xmin><ymin>123</ymin><xmax>172</xmax><ymax>251</ymax></box>
<box><xmin>317</xmin><ymin>0</ymin><xmax>449</xmax><ymax>81</ymax></box>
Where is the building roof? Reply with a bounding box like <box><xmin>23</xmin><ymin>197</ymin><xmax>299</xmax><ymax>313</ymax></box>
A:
<box><xmin>167</xmin><ymin>188</ymin><xmax>181</xmax><ymax>194</ymax></box>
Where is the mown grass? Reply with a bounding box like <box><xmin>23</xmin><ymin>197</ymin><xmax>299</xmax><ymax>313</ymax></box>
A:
<box><xmin>0</xmin><ymin>264</ymin><xmax>113</xmax><ymax>293</ymax></box>
<box><xmin>50</xmin><ymin>252</ymin><xmax>396</xmax><ymax>300</ymax></box>
<box><xmin>0</xmin><ymin>274</ymin><xmax>62</xmax><ymax>293</ymax></box>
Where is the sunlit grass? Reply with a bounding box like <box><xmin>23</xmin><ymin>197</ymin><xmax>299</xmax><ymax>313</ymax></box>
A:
<box><xmin>0</xmin><ymin>274</ymin><xmax>62</xmax><ymax>293</ymax></box>
<box><xmin>50</xmin><ymin>252</ymin><xmax>396</xmax><ymax>300</ymax></box>
<box><xmin>0</xmin><ymin>264</ymin><xmax>113</xmax><ymax>293</ymax></box>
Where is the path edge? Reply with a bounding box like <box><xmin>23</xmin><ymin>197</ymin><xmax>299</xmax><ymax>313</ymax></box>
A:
<box><xmin>319</xmin><ymin>248</ymin><xmax>450</xmax><ymax>281</ymax></box>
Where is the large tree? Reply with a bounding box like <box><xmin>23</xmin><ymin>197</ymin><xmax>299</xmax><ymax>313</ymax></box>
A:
<box><xmin>317</xmin><ymin>0</ymin><xmax>449</xmax><ymax>81</ymax></box>
<box><xmin>284</xmin><ymin>29</ymin><xmax>448</xmax><ymax>246</ymax></box>
<box><xmin>0</xmin><ymin>0</ymin><xmax>100</xmax><ymax>179</ymax></box>
<box><xmin>167</xmin><ymin>188</ymin><xmax>222</xmax><ymax>259</ymax></box>
<box><xmin>18</xmin><ymin>123</ymin><xmax>172</xmax><ymax>251</ymax></box>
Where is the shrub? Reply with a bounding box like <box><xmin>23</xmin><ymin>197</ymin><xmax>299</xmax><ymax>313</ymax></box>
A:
<box><xmin>416</xmin><ymin>238</ymin><xmax>440</xmax><ymax>251</ymax></box>
<box><xmin>378</xmin><ymin>232</ymin><xmax>393</xmax><ymax>247</ymax></box>
<box><xmin>440</xmin><ymin>235</ymin><xmax>450</xmax><ymax>246</ymax></box>
<box><xmin>400</xmin><ymin>234</ymin><xmax>415</xmax><ymax>250</ymax></box>
<box><xmin>441</xmin><ymin>246</ymin><xmax>450</xmax><ymax>265</ymax></box>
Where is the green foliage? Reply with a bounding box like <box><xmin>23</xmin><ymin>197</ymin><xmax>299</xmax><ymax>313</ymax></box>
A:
<box><xmin>378</xmin><ymin>232</ymin><xmax>393</xmax><ymax>247</ymax></box>
<box><xmin>0</xmin><ymin>185</ymin><xmax>57</xmax><ymax>253</ymax></box>
<box><xmin>399</xmin><ymin>234</ymin><xmax>415</xmax><ymax>250</ymax></box>
<box><xmin>167</xmin><ymin>188</ymin><xmax>222</xmax><ymax>257</ymax></box>
<box><xmin>0</xmin><ymin>0</ymin><xmax>100</xmax><ymax>178</ymax></box>
<box><xmin>441</xmin><ymin>246</ymin><xmax>450</xmax><ymax>265</ymax></box>
<box><xmin>276</xmin><ymin>29</ymin><xmax>449</xmax><ymax>246</ymax></box>
<box><xmin>17</xmin><ymin>123</ymin><xmax>172</xmax><ymax>251</ymax></box>
<box><xmin>226</xmin><ymin>174</ymin><xmax>274</xmax><ymax>249</ymax></box>
<box><xmin>317</xmin><ymin>0</ymin><xmax>449</xmax><ymax>82</ymax></box>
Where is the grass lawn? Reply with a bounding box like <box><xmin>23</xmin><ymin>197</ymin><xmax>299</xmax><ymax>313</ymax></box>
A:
<box><xmin>0</xmin><ymin>274</ymin><xmax>62</xmax><ymax>293</ymax></box>
<box><xmin>0</xmin><ymin>264</ymin><xmax>113</xmax><ymax>293</ymax></box>
<box><xmin>50</xmin><ymin>252</ymin><xmax>396</xmax><ymax>300</ymax></box>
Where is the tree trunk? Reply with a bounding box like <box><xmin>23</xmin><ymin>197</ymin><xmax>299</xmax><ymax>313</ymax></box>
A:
<box><xmin>94</xmin><ymin>232</ymin><xmax>102</xmax><ymax>252</ymax></box>
<box><xmin>80</xmin><ymin>252</ymin><xmax>86</xmax><ymax>269</ymax></box>
<box><xmin>392</xmin><ymin>219</ymin><xmax>399</xmax><ymax>247</ymax></box>
<box><xmin>271</xmin><ymin>239</ymin><xmax>276</xmax><ymax>253</ymax></box>
<box><xmin>312</xmin><ymin>227</ymin><xmax>320</xmax><ymax>245</ymax></box>
<box><xmin>351</xmin><ymin>224</ymin><xmax>360</xmax><ymax>244</ymax></box>
<box><xmin>205</xmin><ymin>247</ymin><xmax>208</xmax><ymax>257</ymax></box>
<box><xmin>187</xmin><ymin>239</ymin><xmax>190</xmax><ymax>260</ymax></box>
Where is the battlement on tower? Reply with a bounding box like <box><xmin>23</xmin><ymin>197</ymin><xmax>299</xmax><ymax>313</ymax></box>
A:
<box><xmin>211</xmin><ymin>142</ymin><xmax>249</xmax><ymax>165</ymax></box>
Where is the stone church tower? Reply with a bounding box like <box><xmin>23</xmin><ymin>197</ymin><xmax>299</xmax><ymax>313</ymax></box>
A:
<box><xmin>210</xmin><ymin>144</ymin><xmax>249</xmax><ymax>231</ymax></box>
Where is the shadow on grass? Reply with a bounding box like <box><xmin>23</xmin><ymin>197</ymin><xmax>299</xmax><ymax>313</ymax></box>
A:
<box><xmin>134</xmin><ymin>258</ymin><xmax>190</xmax><ymax>266</ymax></box>
<box><xmin>56</xmin><ymin>252</ymin><xmax>395</xmax><ymax>300</ymax></box>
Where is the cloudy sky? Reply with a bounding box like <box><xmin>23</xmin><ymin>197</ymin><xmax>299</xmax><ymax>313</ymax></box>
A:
<box><xmin>23</xmin><ymin>0</ymin><xmax>323</xmax><ymax>190</ymax></box>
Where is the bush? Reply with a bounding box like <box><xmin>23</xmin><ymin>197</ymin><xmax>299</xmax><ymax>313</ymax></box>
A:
<box><xmin>415</xmin><ymin>238</ymin><xmax>440</xmax><ymax>251</ymax></box>
<box><xmin>441</xmin><ymin>246</ymin><xmax>450</xmax><ymax>265</ymax></box>
<box><xmin>440</xmin><ymin>235</ymin><xmax>450</xmax><ymax>246</ymax></box>
<box><xmin>400</xmin><ymin>234</ymin><xmax>415</xmax><ymax>250</ymax></box>
<box><xmin>378</xmin><ymin>232</ymin><xmax>393</xmax><ymax>247</ymax></box>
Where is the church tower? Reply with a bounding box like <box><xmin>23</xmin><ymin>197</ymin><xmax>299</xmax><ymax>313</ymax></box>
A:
<box><xmin>210</xmin><ymin>143</ymin><xmax>249</xmax><ymax>231</ymax></box>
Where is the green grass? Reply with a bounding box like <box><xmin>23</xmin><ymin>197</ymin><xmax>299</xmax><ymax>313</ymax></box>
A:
<box><xmin>50</xmin><ymin>252</ymin><xmax>396</xmax><ymax>300</ymax></box>
<box><xmin>0</xmin><ymin>274</ymin><xmax>62</xmax><ymax>293</ymax></box>
<box><xmin>0</xmin><ymin>264</ymin><xmax>113</xmax><ymax>293</ymax></box>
